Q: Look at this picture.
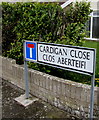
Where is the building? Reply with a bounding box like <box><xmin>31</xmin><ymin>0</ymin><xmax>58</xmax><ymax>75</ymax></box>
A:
<box><xmin>61</xmin><ymin>0</ymin><xmax>99</xmax><ymax>41</ymax></box>
<box><xmin>84</xmin><ymin>0</ymin><xmax>99</xmax><ymax>41</ymax></box>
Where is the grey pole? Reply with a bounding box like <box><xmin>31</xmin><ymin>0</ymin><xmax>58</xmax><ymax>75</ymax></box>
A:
<box><xmin>90</xmin><ymin>74</ymin><xmax>95</xmax><ymax>120</ymax></box>
<box><xmin>24</xmin><ymin>60</ymin><xmax>29</xmax><ymax>99</ymax></box>
<box><xmin>90</xmin><ymin>50</ymin><xmax>96</xmax><ymax>120</ymax></box>
<box><xmin>23</xmin><ymin>41</ymin><xmax>29</xmax><ymax>99</ymax></box>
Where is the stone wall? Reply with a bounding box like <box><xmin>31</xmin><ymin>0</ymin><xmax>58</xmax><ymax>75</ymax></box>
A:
<box><xmin>1</xmin><ymin>56</ymin><xmax>99</xmax><ymax>118</ymax></box>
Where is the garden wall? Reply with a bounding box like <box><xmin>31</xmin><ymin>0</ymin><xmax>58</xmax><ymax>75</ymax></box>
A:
<box><xmin>1</xmin><ymin>56</ymin><xmax>99</xmax><ymax>118</ymax></box>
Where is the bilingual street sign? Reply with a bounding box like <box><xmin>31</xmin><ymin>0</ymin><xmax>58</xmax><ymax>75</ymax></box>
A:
<box><xmin>24</xmin><ymin>40</ymin><xmax>96</xmax><ymax>119</ymax></box>
<box><xmin>24</xmin><ymin>40</ymin><xmax>95</xmax><ymax>75</ymax></box>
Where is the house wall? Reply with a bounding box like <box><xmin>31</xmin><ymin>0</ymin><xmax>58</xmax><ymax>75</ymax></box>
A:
<box><xmin>1</xmin><ymin>56</ymin><xmax>99</xmax><ymax>118</ymax></box>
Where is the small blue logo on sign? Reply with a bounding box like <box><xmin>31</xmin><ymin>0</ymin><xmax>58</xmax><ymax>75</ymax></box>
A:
<box><xmin>25</xmin><ymin>41</ymin><xmax>37</xmax><ymax>61</ymax></box>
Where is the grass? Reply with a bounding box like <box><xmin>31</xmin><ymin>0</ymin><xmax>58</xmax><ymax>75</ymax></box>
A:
<box><xmin>83</xmin><ymin>40</ymin><xmax>99</xmax><ymax>86</ymax></box>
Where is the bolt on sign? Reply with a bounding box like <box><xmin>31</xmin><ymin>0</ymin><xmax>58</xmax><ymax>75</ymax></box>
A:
<box><xmin>24</xmin><ymin>41</ymin><xmax>95</xmax><ymax>75</ymax></box>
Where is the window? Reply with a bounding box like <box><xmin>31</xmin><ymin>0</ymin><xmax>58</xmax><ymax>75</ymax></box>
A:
<box><xmin>86</xmin><ymin>11</ymin><xmax>99</xmax><ymax>40</ymax></box>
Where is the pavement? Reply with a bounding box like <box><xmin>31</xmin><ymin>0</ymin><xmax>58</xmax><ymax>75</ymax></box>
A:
<box><xmin>0</xmin><ymin>78</ymin><xmax>2</xmax><ymax>120</ymax></box>
<box><xmin>1</xmin><ymin>80</ymin><xmax>77</xmax><ymax>120</ymax></box>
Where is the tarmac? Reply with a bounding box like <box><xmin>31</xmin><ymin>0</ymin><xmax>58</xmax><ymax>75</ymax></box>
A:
<box><xmin>0</xmin><ymin>78</ymin><xmax>2</xmax><ymax>120</ymax></box>
<box><xmin>1</xmin><ymin>79</ymin><xmax>78</xmax><ymax>120</ymax></box>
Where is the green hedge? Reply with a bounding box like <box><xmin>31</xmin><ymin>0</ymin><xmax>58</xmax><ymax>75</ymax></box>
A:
<box><xmin>2</xmin><ymin>2</ymin><xmax>93</xmax><ymax>85</ymax></box>
<box><xmin>2</xmin><ymin>2</ymin><xmax>64</xmax><ymax>57</ymax></box>
<box><xmin>2</xmin><ymin>2</ymin><xmax>92</xmax><ymax>57</ymax></box>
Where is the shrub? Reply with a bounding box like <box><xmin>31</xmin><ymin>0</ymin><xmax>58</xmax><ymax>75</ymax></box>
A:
<box><xmin>2</xmin><ymin>2</ymin><xmax>20</xmax><ymax>56</ymax></box>
<box><xmin>2</xmin><ymin>2</ymin><xmax>64</xmax><ymax>64</ymax></box>
<box><xmin>2</xmin><ymin>1</ymin><xmax>93</xmax><ymax>85</ymax></box>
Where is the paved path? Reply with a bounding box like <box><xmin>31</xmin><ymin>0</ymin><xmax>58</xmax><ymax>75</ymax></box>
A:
<box><xmin>0</xmin><ymin>78</ymin><xmax>2</xmax><ymax>120</ymax></box>
<box><xmin>2</xmin><ymin>80</ymin><xmax>77</xmax><ymax>119</ymax></box>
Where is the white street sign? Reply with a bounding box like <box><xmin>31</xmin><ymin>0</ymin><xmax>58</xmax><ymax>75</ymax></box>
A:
<box><xmin>25</xmin><ymin>41</ymin><xmax>96</xmax><ymax>75</ymax></box>
<box><xmin>24</xmin><ymin>41</ymin><xmax>96</xmax><ymax>119</ymax></box>
<box><xmin>37</xmin><ymin>43</ymin><xmax>95</xmax><ymax>75</ymax></box>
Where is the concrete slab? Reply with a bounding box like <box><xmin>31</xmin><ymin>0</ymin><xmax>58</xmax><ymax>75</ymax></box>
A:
<box><xmin>14</xmin><ymin>94</ymin><xmax>39</xmax><ymax>107</ymax></box>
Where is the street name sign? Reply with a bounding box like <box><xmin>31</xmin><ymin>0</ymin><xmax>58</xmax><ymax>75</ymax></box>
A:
<box><xmin>24</xmin><ymin>41</ymin><xmax>96</xmax><ymax>75</ymax></box>
<box><xmin>24</xmin><ymin>40</ymin><xmax>96</xmax><ymax>119</ymax></box>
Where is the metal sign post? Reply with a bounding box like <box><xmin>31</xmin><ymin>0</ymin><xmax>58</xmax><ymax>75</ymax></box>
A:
<box><xmin>90</xmin><ymin>50</ymin><xmax>96</xmax><ymax>120</ymax></box>
<box><xmin>24</xmin><ymin>41</ymin><xmax>29</xmax><ymax>99</ymax></box>
<box><xmin>24</xmin><ymin>60</ymin><xmax>29</xmax><ymax>99</ymax></box>
<box><xmin>90</xmin><ymin>74</ymin><xmax>95</xmax><ymax>120</ymax></box>
<box><xmin>24</xmin><ymin>41</ymin><xmax>37</xmax><ymax>99</ymax></box>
